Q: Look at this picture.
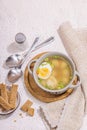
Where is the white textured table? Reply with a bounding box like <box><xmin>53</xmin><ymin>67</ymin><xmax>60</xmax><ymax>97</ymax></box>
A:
<box><xmin>0</xmin><ymin>0</ymin><xmax>87</xmax><ymax>130</ymax></box>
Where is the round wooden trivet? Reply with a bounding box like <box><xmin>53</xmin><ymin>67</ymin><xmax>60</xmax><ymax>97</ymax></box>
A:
<box><xmin>24</xmin><ymin>52</ymin><xmax>73</xmax><ymax>103</ymax></box>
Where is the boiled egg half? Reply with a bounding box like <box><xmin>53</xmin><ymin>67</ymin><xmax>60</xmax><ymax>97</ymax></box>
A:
<box><xmin>36</xmin><ymin>62</ymin><xmax>52</xmax><ymax>79</ymax></box>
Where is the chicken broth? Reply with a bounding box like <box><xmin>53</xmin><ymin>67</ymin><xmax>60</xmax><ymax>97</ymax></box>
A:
<box><xmin>36</xmin><ymin>55</ymin><xmax>73</xmax><ymax>90</ymax></box>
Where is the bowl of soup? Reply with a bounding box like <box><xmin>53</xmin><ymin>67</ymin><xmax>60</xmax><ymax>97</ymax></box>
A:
<box><xmin>28</xmin><ymin>52</ymin><xmax>81</xmax><ymax>95</ymax></box>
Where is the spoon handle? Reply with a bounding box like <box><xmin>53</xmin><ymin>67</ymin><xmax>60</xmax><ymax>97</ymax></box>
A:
<box><xmin>32</xmin><ymin>36</ymin><xmax>54</xmax><ymax>52</ymax></box>
<box><xmin>21</xmin><ymin>37</ymin><xmax>39</xmax><ymax>65</ymax></box>
<box><xmin>24</xmin><ymin>37</ymin><xmax>39</xmax><ymax>57</ymax></box>
<box><xmin>22</xmin><ymin>36</ymin><xmax>54</xmax><ymax>65</ymax></box>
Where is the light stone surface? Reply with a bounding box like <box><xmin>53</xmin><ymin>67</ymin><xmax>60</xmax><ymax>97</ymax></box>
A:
<box><xmin>0</xmin><ymin>0</ymin><xmax>87</xmax><ymax>130</ymax></box>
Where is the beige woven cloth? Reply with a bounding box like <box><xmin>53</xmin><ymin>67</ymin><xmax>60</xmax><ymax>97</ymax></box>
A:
<box><xmin>40</xmin><ymin>22</ymin><xmax>87</xmax><ymax>130</ymax></box>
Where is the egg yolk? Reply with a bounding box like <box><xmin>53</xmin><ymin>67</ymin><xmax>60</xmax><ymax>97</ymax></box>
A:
<box><xmin>37</xmin><ymin>68</ymin><xmax>50</xmax><ymax>77</ymax></box>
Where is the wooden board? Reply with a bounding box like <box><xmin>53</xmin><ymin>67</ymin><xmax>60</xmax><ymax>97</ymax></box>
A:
<box><xmin>24</xmin><ymin>52</ymin><xmax>73</xmax><ymax>103</ymax></box>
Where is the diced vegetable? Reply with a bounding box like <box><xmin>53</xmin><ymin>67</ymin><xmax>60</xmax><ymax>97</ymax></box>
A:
<box><xmin>57</xmin><ymin>81</ymin><xmax>65</xmax><ymax>89</ymax></box>
<box><xmin>44</xmin><ymin>58</ymin><xmax>49</xmax><ymax>62</ymax></box>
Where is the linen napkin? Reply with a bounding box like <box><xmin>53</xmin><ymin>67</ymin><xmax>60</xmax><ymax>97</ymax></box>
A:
<box><xmin>39</xmin><ymin>22</ymin><xmax>87</xmax><ymax>130</ymax></box>
<box><xmin>58</xmin><ymin>22</ymin><xmax>87</xmax><ymax>112</ymax></box>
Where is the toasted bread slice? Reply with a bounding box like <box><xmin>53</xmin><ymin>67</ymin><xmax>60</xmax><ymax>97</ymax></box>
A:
<box><xmin>27</xmin><ymin>107</ymin><xmax>34</xmax><ymax>116</ymax></box>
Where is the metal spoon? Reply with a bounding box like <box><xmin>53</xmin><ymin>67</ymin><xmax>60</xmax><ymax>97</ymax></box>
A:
<box><xmin>5</xmin><ymin>36</ymin><xmax>54</xmax><ymax>68</ymax></box>
<box><xmin>7</xmin><ymin>37</ymin><xmax>54</xmax><ymax>83</ymax></box>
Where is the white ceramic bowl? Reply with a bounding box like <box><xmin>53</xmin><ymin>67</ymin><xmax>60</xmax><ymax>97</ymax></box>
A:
<box><xmin>28</xmin><ymin>52</ymin><xmax>81</xmax><ymax>95</ymax></box>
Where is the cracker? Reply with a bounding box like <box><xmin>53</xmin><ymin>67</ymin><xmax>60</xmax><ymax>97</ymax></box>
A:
<box><xmin>0</xmin><ymin>96</ymin><xmax>12</xmax><ymax>110</ymax></box>
<box><xmin>21</xmin><ymin>100</ymin><xmax>33</xmax><ymax>112</ymax></box>
<box><xmin>0</xmin><ymin>83</ymin><xmax>8</xmax><ymax>102</ymax></box>
<box><xmin>27</xmin><ymin>107</ymin><xmax>34</xmax><ymax>116</ymax></box>
<box><xmin>9</xmin><ymin>84</ymin><xmax>18</xmax><ymax>108</ymax></box>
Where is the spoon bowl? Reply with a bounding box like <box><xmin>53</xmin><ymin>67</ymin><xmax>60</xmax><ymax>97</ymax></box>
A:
<box><xmin>6</xmin><ymin>54</ymin><xmax>24</xmax><ymax>68</ymax></box>
<box><xmin>7</xmin><ymin>68</ymin><xmax>22</xmax><ymax>83</ymax></box>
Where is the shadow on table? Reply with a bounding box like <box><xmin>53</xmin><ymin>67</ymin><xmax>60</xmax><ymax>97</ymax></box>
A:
<box><xmin>0</xmin><ymin>113</ymin><xmax>13</xmax><ymax>120</ymax></box>
<box><xmin>7</xmin><ymin>42</ymin><xmax>22</xmax><ymax>53</ymax></box>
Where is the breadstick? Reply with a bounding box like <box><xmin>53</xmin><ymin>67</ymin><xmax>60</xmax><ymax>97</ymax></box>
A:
<box><xmin>0</xmin><ymin>96</ymin><xmax>12</xmax><ymax>110</ymax></box>
<box><xmin>9</xmin><ymin>84</ymin><xmax>18</xmax><ymax>108</ymax></box>
<box><xmin>0</xmin><ymin>83</ymin><xmax>3</xmax><ymax>96</ymax></box>
<box><xmin>21</xmin><ymin>100</ymin><xmax>33</xmax><ymax>112</ymax></box>
<box><xmin>0</xmin><ymin>84</ymin><xmax>8</xmax><ymax>102</ymax></box>
<box><xmin>7</xmin><ymin>90</ymin><xmax>11</xmax><ymax>104</ymax></box>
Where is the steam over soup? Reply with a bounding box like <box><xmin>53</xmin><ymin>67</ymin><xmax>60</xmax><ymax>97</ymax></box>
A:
<box><xmin>36</xmin><ymin>55</ymin><xmax>73</xmax><ymax>90</ymax></box>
